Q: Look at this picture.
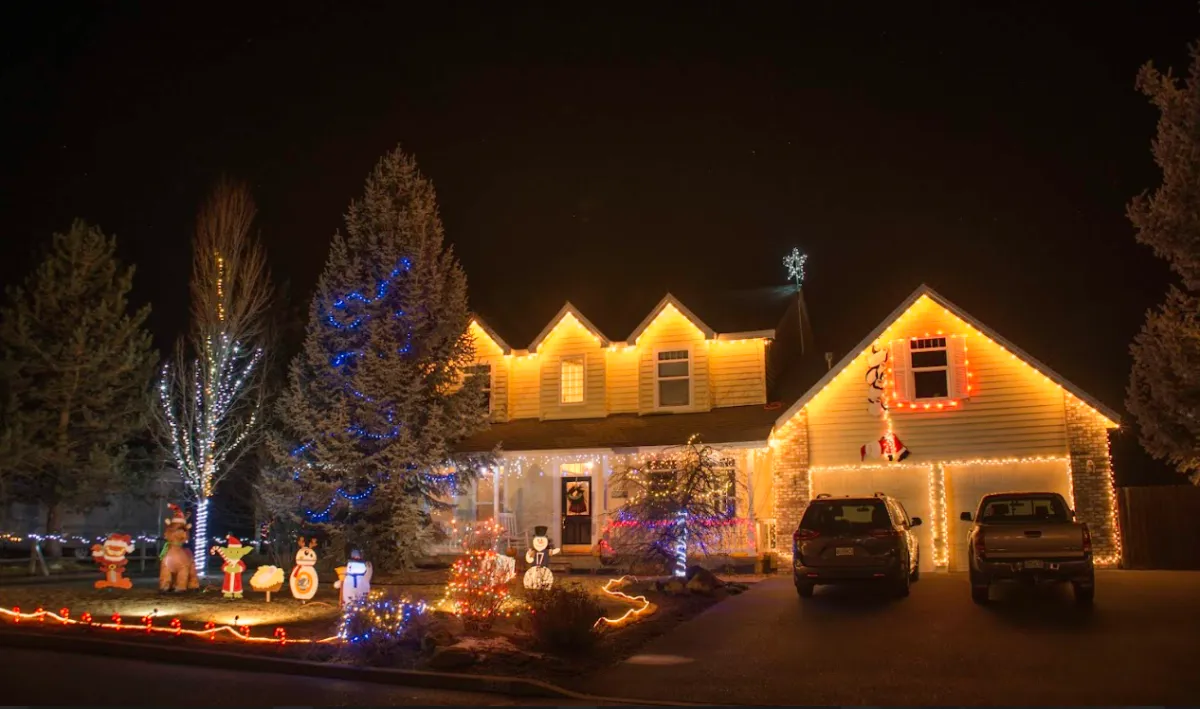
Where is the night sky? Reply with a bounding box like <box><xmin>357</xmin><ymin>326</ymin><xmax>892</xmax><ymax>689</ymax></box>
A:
<box><xmin>1</xmin><ymin>3</ymin><xmax>1196</xmax><ymax>485</ymax></box>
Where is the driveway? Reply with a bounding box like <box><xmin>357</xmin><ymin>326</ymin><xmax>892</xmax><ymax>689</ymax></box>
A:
<box><xmin>581</xmin><ymin>571</ymin><xmax>1200</xmax><ymax>705</ymax></box>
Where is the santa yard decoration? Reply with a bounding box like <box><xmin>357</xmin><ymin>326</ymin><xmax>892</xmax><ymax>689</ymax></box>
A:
<box><xmin>523</xmin><ymin>526</ymin><xmax>560</xmax><ymax>590</ymax></box>
<box><xmin>289</xmin><ymin>537</ymin><xmax>319</xmax><ymax>602</ymax></box>
<box><xmin>860</xmin><ymin>431</ymin><xmax>910</xmax><ymax>462</ymax></box>
<box><xmin>333</xmin><ymin>549</ymin><xmax>372</xmax><ymax>607</ymax></box>
<box><xmin>210</xmin><ymin>535</ymin><xmax>253</xmax><ymax>599</ymax></box>
<box><xmin>159</xmin><ymin>504</ymin><xmax>199</xmax><ymax>592</ymax></box>
<box><xmin>91</xmin><ymin>533</ymin><xmax>135</xmax><ymax>590</ymax></box>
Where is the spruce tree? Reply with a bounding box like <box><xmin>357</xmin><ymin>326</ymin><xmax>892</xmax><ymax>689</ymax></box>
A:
<box><xmin>271</xmin><ymin>146</ymin><xmax>491</xmax><ymax>570</ymax></box>
<box><xmin>1127</xmin><ymin>42</ymin><xmax>1200</xmax><ymax>482</ymax></box>
<box><xmin>0</xmin><ymin>220</ymin><xmax>157</xmax><ymax>550</ymax></box>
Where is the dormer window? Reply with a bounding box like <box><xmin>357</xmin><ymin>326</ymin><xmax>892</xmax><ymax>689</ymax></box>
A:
<box><xmin>891</xmin><ymin>335</ymin><xmax>969</xmax><ymax>405</ymax></box>
<box><xmin>655</xmin><ymin>348</ymin><xmax>691</xmax><ymax>408</ymax></box>
<box><xmin>560</xmin><ymin>355</ymin><xmax>585</xmax><ymax>404</ymax></box>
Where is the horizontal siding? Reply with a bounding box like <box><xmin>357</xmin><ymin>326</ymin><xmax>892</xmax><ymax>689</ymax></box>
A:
<box><xmin>509</xmin><ymin>355</ymin><xmax>541</xmax><ymax>420</ymax></box>
<box><xmin>709</xmin><ymin>339</ymin><xmax>767</xmax><ymax>407</ymax></box>
<box><xmin>467</xmin><ymin>324</ymin><xmax>510</xmax><ymax>421</ymax></box>
<box><xmin>637</xmin><ymin>309</ymin><xmax>710</xmax><ymax>413</ymax></box>
<box><xmin>606</xmin><ymin>348</ymin><xmax>639</xmax><ymax>413</ymax></box>
<box><xmin>539</xmin><ymin>319</ymin><xmax>607</xmax><ymax>420</ymax></box>
<box><xmin>807</xmin><ymin>296</ymin><xmax>1068</xmax><ymax>466</ymax></box>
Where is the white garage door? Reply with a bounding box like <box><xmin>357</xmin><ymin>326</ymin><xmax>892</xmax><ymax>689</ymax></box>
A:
<box><xmin>809</xmin><ymin>466</ymin><xmax>934</xmax><ymax>572</ymax></box>
<box><xmin>945</xmin><ymin>459</ymin><xmax>1073</xmax><ymax>571</ymax></box>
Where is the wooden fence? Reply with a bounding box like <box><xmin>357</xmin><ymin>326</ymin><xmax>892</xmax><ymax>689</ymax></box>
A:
<box><xmin>1119</xmin><ymin>485</ymin><xmax>1200</xmax><ymax>570</ymax></box>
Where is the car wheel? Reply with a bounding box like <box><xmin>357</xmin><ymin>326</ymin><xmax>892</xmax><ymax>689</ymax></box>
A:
<box><xmin>969</xmin><ymin>569</ymin><xmax>989</xmax><ymax>604</ymax></box>
<box><xmin>796</xmin><ymin>582</ymin><xmax>814</xmax><ymax>598</ymax></box>
<box><xmin>893</xmin><ymin>570</ymin><xmax>911</xmax><ymax>598</ymax></box>
<box><xmin>1072</xmin><ymin>582</ymin><xmax>1095</xmax><ymax>606</ymax></box>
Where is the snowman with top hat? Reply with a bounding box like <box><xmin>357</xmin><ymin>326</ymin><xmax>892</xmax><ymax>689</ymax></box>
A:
<box><xmin>523</xmin><ymin>526</ymin><xmax>560</xmax><ymax>590</ymax></box>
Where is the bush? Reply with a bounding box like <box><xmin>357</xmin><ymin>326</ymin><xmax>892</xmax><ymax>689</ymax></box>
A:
<box><xmin>335</xmin><ymin>594</ymin><xmax>428</xmax><ymax>666</ymax></box>
<box><xmin>527</xmin><ymin>585</ymin><xmax>603</xmax><ymax>654</ymax></box>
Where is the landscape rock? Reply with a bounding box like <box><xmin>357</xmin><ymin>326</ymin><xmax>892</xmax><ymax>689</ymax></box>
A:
<box><xmin>663</xmin><ymin>578</ymin><xmax>687</xmax><ymax>595</ymax></box>
<box><xmin>685</xmin><ymin>566</ymin><xmax>723</xmax><ymax>595</ymax></box>
<box><xmin>427</xmin><ymin>644</ymin><xmax>477</xmax><ymax>670</ymax></box>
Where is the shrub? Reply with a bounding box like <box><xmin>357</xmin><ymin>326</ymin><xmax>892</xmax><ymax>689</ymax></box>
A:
<box><xmin>335</xmin><ymin>593</ymin><xmax>428</xmax><ymax>666</ymax></box>
<box><xmin>527</xmin><ymin>585</ymin><xmax>604</xmax><ymax>654</ymax></box>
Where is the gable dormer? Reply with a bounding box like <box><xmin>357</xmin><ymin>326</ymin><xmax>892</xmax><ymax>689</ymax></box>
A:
<box><xmin>531</xmin><ymin>303</ymin><xmax>608</xmax><ymax>420</ymax></box>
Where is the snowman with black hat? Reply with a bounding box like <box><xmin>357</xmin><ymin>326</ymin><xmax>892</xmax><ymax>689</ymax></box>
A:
<box><xmin>523</xmin><ymin>525</ymin><xmax>560</xmax><ymax>590</ymax></box>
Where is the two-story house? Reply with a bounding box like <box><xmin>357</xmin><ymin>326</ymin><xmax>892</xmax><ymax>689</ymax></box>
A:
<box><xmin>447</xmin><ymin>284</ymin><xmax>1123</xmax><ymax>572</ymax></box>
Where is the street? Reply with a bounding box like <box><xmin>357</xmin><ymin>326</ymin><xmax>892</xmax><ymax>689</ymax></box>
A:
<box><xmin>582</xmin><ymin>571</ymin><xmax>1200</xmax><ymax>705</ymax></box>
<box><xmin>0</xmin><ymin>646</ymin><xmax>598</xmax><ymax>706</ymax></box>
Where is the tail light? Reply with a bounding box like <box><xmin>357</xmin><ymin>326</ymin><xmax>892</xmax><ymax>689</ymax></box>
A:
<box><xmin>975</xmin><ymin>532</ymin><xmax>986</xmax><ymax>559</ymax></box>
<box><xmin>869</xmin><ymin>529</ymin><xmax>900</xmax><ymax>538</ymax></box>
<box><xmin>794</xmin><ymin>528</ymin><xmax>821</xmax><ymax>542</ymax></box>
<box><xmin>1081</xmin><ymin>524</ymin><xmax>1092</xmax><ymax>554</ymax></box>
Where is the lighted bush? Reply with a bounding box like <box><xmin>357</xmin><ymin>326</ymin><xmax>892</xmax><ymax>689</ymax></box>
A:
<box><xmin>527</xmin><ymin>585</ymin><xmax>603</xmax><ymax>654</ymax></box>
<box><xmin>445</xmin><ymin>520</ymin><xmax>516</xmax><ymax>630</ymax></box>
<box><xmin>336</xmin><ymin>592</ymin><xmax>428</xmax><ymax>666</ymax></box>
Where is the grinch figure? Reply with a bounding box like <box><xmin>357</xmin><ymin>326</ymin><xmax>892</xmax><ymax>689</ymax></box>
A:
<box><xmin>210</xmin><ymin>535</ymin><xmax>253</xmax><ymax>599</ymax></box>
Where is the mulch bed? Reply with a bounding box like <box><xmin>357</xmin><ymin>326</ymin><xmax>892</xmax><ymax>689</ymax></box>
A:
<box><xmin>0</xmin><ymin>569</ymin><xmax>764</xmax><ymax>689</ymax></box>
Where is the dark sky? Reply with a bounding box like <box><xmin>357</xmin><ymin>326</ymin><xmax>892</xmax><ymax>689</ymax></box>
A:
<box><xmin>1</xmin><ymin>3</ymin><xmax>1196</xmax><ymax>484</ymax></box>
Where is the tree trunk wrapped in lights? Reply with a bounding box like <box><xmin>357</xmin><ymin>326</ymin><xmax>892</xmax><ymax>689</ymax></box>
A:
<box><xmin>603</xmin><ymin>436</ymin><xmax>744</xmax><ymax>576</ymax></box>
<box><xmin>156</xmin><ymin>180</ymin><xmax>272</xmax><ymax>575</ymax></box>
<box><xmin>265</xmin><ymin>146</ymin><xmax>493</xmax><ymax>571</ymax></box>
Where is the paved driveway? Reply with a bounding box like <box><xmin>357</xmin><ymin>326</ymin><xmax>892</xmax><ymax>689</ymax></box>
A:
<box><xmin>581</xmin><ymin>571</ymin><xmax>1200</xmax><ymax>705</ymax></box>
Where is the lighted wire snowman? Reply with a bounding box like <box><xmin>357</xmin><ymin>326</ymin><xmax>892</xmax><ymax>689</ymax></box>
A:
<box><xmin>523</xmin><ymin>525</ymin><xmax>560</xmax><ymax>590</ymax></box>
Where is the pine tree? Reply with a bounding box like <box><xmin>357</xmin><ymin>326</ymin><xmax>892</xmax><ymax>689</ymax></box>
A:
<box><xmin>1127</xmin><ymin>42</ymin><xmax>1200</xmax><ymax>483</ymax></box>
<box><xmin>271</xmin><ymin>146</ymin><xmax>491</xmax><ymax>570</ymax></box>
<box><xmin>0</xmin><ymin>220</ymin><xmax>157</xmax><ymax>551</ymax></box>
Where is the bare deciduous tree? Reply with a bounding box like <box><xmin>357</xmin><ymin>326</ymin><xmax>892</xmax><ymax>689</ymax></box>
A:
<box><xmin>157</xmin><ymin>179</ymin><xmax>272</xmax><ymax>573</ymax></box>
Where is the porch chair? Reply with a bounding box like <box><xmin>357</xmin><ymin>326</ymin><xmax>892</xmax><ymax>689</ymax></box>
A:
<box><xmin>497</xmin><ymin>512</ymin><xmax>524</xmax><ymax>552</ymax></box>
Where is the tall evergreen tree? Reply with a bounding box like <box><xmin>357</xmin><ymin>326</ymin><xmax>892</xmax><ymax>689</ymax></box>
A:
<box><xmin>270</xmin><ymin>146</ymin><xmax>491</xmax><ymax>570</ymax></box>
<box><xmin>0</xmin><ymin>220</ymin><xmax>157</xmax><ymax>550</ymax></box>
<box><xmin>1127</xmin><ymin>42</ymin><xmax>1200</xmax><ymax>483</ymax></box>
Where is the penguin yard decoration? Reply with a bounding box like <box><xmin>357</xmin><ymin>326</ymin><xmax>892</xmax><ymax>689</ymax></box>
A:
<box><xmin>333</xmin><ymin>549</ymin><xmax>372</xmax><ymax>607</ymax></box>
<box><xmin>523</xmin><ymin>526</ymin><xmax>560</xmax><ymax>590</ymax></box>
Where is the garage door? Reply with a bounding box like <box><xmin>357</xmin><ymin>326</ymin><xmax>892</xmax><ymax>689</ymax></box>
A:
<box><xmin>944</xmin><ymin>459</ymin><xmax>1072</xmax><ymax>571</ymax></box>
<box><xmin>809</xmin><ymin>466</ymin><xmax>934</xmax><ymax>572</ymax></box>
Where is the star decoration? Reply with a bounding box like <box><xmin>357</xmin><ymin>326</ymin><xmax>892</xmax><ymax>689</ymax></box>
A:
<box><xmin>783</xmin><ymin>247</ymin><xmax>808</xmax><ymax>287</ymax></box>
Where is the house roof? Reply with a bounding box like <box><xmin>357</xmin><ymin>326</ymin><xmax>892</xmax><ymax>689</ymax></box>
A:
<box><xmin>459</xmin><ymin>404</ymin><xmax>781</xmax><ymax>453</ymax></box>
<box><xmin>772</xmin><ymin>284</ymin><xmax>1122</xmax><ymax>431</ymax></box>
<box><xmin>528</xmin><ymin>302</ymin><xmax>611</xmax><ymax>350</ymax></box>
<box><xmin>471</xmin><ymin>285</ymin><xmax>795</xmax><ymax>351</ymax></box>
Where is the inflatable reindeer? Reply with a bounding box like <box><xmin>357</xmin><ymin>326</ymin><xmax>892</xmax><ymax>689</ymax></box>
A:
<box><xmin>159</xmin><ymin>503</ymin><xmax>200</xmax><ymax>592</ymax></box>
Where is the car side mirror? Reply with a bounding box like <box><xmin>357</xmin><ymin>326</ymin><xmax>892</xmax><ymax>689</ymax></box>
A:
<box><xmin>960</xmin><ymin>512</ymin><xmax>973</xmax><ymax>522</ymax></box>
<box><xmin>909</xmin><ymin>517</ymin><xmax>922</xmax><ymax>527</ymax></box>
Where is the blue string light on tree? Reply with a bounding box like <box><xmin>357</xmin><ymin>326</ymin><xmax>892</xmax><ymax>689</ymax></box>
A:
<box><xmin>304</xmin><ymin>485</ymin><xmax>377</xmax><ymax>523</ymax></box>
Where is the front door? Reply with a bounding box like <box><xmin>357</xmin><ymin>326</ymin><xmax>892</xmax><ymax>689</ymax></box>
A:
<box><xmin>561</xmin><ymin>476</ymin><xmax>593</xmax><ymax>548</ymax></box>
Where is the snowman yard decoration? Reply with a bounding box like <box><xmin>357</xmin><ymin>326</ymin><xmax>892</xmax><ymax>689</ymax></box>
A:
<box><xmin>334</xmin><ymin>549</ymin><xmax>372</xmax><ymax>607</ymax></box>
<box><xmin>523</xmin><ymin>526</ymin><xmax>560</xmax><ymax>590</ymax></box>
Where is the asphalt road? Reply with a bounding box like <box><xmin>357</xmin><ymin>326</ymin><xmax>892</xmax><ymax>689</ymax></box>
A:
<box><xmin>582</xmin><ymin>570</ymin><xmax>1200</xmax><ymax>705</ymax></box>
<box><xmin>0</xmin><ymin>647</ymin><xmax>600</xmax><ymax>706</ymax></box>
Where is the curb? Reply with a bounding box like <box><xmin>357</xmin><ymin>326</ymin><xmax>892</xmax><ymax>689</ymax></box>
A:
<box><xmin>0</xmin><ymin>627</ymin><xmax>699</xmax><ymax>706</ymax></box>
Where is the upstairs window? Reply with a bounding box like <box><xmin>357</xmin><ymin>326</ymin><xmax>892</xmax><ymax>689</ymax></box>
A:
<box><xmin>560</xmin><ymin>356</ymin><xmax>585</xmax><ymax>404</ymax></box>
<box><xmin>467</xmin><ymin>363</ymin><xmax>492</xmax><ymax>412</ymax></box>
<box><xmin>656</xmin><ymin>349</ymin><xmax>691</xmax><ymax>407</ymax></box>
<box><xmin>910</xmin><ymin>337</ymin><xmax>949</xmax><ymax>399</ymax></box>
<box><xmin>891</xmin><ymin>335</ymin><xmax>969</xmax><ymax>405</ymax></box>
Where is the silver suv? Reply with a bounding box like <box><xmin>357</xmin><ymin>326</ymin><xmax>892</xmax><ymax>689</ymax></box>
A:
<box><xmin>793</xmin><ymin>493</ymin><xmax>922</xmax><ymax>598</ymax></box>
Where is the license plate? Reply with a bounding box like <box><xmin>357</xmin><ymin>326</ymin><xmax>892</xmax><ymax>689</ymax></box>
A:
<box><xmin>835</xmin><ymin>547</ymin><xmax>854</xmax><ymax>556</ymax></box>
<box><xmin>1024</xmin><ymin>560</ymin><xmax>1044</xmax><ymax>569</ymax></box>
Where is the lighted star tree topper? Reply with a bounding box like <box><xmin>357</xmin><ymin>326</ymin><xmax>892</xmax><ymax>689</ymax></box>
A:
<box><xmin>783</xmin><ymin>247</ymin><xmax>808</xmax><ymax>287</ymax></box>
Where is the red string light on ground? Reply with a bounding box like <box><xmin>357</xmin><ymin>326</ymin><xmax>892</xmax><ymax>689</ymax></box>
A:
<box><xmin>0</xmin><ymin>607</ymin><xmax>337</xmax><ymax>645</ymax></box>
<box><xmin>35</xmin><ymin>607</ymin><xmax>44</xmax><ymax>623</ymax></box>
<box><xmin>58</xmin><ymin>608</ymin><xmax>69</xmax><ymax>624</ymax></box>
<box><xmin>593</xmin><ymin>576</ymin><xmax>655</xmax><ymax>630</ymax></box>
<box><xmin>239</xmin><ymin>625</ymin><xmax>250</xmax><ymax>638</ymax></box>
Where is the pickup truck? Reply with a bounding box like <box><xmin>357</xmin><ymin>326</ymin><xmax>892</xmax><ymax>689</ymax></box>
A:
<box><xmin>960</xmin><ymin>491</ymin><xmax>1094</xmax><ymax>605</ymax></box>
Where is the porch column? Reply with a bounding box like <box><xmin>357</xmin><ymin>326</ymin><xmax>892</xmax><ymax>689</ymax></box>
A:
<box><xmin>745</xmin><ymin>450</ymin><xmax>757</xmax><ymax>555</ymax></box>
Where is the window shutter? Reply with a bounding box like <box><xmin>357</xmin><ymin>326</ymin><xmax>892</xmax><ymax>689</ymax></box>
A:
<box><xmin>950</xmin><ymin>335</ymin><xmax>970</xmax><ymax>399</ymax></box>
<box><xmin>890</xmin><ymin>339</ymin><xmax>913</xmax><ymax>403</ymax></box>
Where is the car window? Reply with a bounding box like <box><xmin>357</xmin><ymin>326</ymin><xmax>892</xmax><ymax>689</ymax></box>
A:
<box><xmin>892</xmin><ymin>500</ymin><xmax>910</xmax><ymax>527</ymax></box>
<box><xmin>801</xmin><ymin>500</ymin><xmax>892</xmax><ymax>534</ymax></box>
<box><xmin>980</xmin><ymin>496</ymin><xmax>1068</xmax><ymax>523</ymax></box>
